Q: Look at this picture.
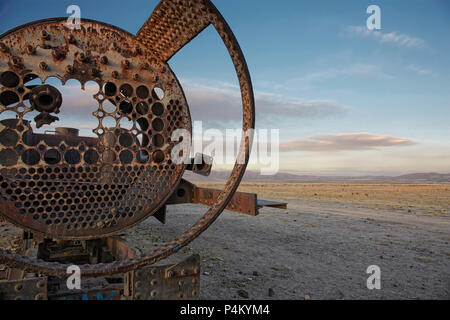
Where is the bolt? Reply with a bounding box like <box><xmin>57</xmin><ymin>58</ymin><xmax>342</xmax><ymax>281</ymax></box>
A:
<box><xmin>167</xmin><ymin>270</ymin><xmax>175</xmax><ymax>278</ymax></box>
<box><xmin>121</xmin><ymin>59</ymin><xmax>130</xmax><ymax>69</ymax></box>
<box><xmin>52</xmin><ymin>48</ymin><xmax>66</xmax><ymax>61</ymax></box>
<box><xmin>192</xmin><ymin>290</ymin><xmax>198</xmax><ymax>296</ymax></box>
<box><xmin>178</xmin><ymin>293</ymin><xmax>184</xmax><ymax>299</ymax></box>
<box><xmin>91</xmin><ymin>68</ymin><xmax>101</xmax><ymax>77</ymax></box>
<box><xmin>14</xmin><ymin>284</ymin><xmax>22</xmax><ymax>292</ymax></box>
<box><xmin>12</xmin><ymin>56</ymin><xmax>22</xmax><ymax>68</ymax></box>
<box><xmin>26</xmin><ymin>45</ymin><xmax>36</xmax><ymax>55</ymax></box>
<box><xmin>150</xmin><ymin>279</ymin><xmax>157</xmax><ymax>286</ymax></box>
<box><xmin>150</xmin><ymin>269</ymin><xmax>157</xmax><ymax>275</ymax></box>
<box><xmin>65</xmin><ymin>65</ymin><xmax>74</xmax><ymax>74</ymax></box>
<box><xmin>133</xmin><ymin>74</ymin><xmax>139</xmax><ymax>81</ymax></box>
<box><xmin>135</xmin><ymin>281</ymin><xmax>142</xmax><ymax>288</ymax></box>
<box><xmin>111</xmin><ymin>71</ymin><xmax>119</xmax><ymax>79</ymax></box>
<box><xmin>77</xmin><ymin>52</ymin><xmax>87</xmax><ymax>63</ymax></box>
<box><xmin>39</xmin><ymin>61</ymin><xmax>48</xmax><ymax>71</ymax></box>
<box><xmin>41</xmin><ymin>30</ymin><xmax>50</xmax><ymax>40</ymax></box>
<box><xmin>100</xmin><ymin>56</ymin><xmax>108</xmax><ymax>64</ymax></box>
<box><xmin>0</xmin><ymin>42</ymin><xmax>8</xmax><ymax>53</ymax></box>
<box><xmin>132</xmin><ymin>46</ymin><xmax>142</xmax><ymax>56</ymax></box>
<box><xmin>140</xmin><ymin>62</ymin><xmax>149</xmax><ymax>70</ymax></box>
<box><xmin>68</xmin><ymin>34</ymin><xmax>76</xmax><ymax>44</ymax></box>
<box><xmin>34</xmin><ymin>293</ymin><xmax>44</xmax><ymax>300</ymax></box>
<box><xmin>181</xmin><ymin>269</ymin><xmax>188</xmax><ymax>276</ymax></box>
<box><xmin>135</xmin><ymin>293</ymin><xmax>141</xmax><ymax>300</ymax></box>
<box><xmin>150</xmin><ymin>290</ymin><xmax>157</xmax><ymax>297</ymax></box>
<box><xmin>193</xmin><ymin>268</ymin><xmax>199</xmax><ymax>274</ymax></box>
<box><xmin>178</xmin><ymin>280</ymin><xmax>184</xmax><ymax>286</ymax></box>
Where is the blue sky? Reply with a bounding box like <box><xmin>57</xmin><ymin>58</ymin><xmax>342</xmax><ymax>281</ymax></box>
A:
<box><xmin>1</xmin><ymin>0</ymin><xmax>449</xmax><ymax>175</ymax></box>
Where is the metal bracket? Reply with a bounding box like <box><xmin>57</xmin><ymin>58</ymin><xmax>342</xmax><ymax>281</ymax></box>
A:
<box><xmin>0</xmin><ymin>277</ymin><xmax>47</xmax><ymax>300</ymax></box>
<box><xmin>124</xmin><ymin>254</ymin><xmax>200</xmax><ymax>300</ymax></box>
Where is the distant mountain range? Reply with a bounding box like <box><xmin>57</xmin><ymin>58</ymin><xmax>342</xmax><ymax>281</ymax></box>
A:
<box><xmin>184</xmin><ymin>171</ymin><xmax>450</xmax><ymax>183</ymax></box>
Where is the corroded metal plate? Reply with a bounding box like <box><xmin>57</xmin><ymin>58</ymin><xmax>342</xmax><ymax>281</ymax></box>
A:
<box><xmin>0</xmin><ymin>19</ymin><xmax>192</xmax><ymax>239</ymax></box>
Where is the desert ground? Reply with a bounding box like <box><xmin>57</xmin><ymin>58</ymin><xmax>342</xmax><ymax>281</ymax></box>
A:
<box><xmin>1</xmin><ymin>183</ymin><xmax>449</xmax><ymax>299</ymax></box>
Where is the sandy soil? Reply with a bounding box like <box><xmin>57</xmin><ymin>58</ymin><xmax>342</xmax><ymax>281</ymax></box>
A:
<box><xmin>1</xmin><ymin>183</ymin><xmax>449</xmax><ymax>299</ymax></box>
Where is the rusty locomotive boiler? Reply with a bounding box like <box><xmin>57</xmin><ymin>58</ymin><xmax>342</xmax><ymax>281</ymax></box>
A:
<box><xmin>0</xmin><ymin>0</ymin><xmax>285</xmax><ymax>300</ymax></box>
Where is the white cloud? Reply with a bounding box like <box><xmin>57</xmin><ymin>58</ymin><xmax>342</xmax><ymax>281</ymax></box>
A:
<box><xmin>347</xmin><ymin>26</ymin><xmax>427</xmax><ymax>48</ymax></box>
<box><xmin>288</xmin><ymin>63</ymin><xmax>393</xmax><ymax>84</ymax></box>
<box><xmin>280</xmin><ymin>133</ymin><xmax>416</xmax><ymax>152</ymax></box>
<box><xmin>407</xmin><ymin>65</ymin><xmax>433</xmax><ymax>75</ymax></box>
<box><xmin>182</xmin><ymin>81</ymin><xmax>347</xmax><ymax>123</ymax></box>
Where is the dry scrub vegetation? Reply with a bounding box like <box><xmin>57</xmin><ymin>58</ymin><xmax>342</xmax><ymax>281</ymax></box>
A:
<box><xmin>196</xmin><ymin>182</ymin><xmax>450</xmax><ymax>217</ymax></box>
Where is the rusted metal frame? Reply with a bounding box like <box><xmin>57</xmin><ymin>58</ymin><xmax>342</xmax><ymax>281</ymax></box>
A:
<box><xmin>257</xmin><ymin>199</ymin><xmax>288</xmax><ymax>210</ymax></box>
<box><xmin>0</xmin><ymin>0</ymin><xmax>255</xmax><ymax>277</ymax></box>
<box><xmin>167</xmin><ymin>179</ymin><xmax>259</xmax><ymax>216</ymax></box>
<box><xmin>124</xmin><ymin>254</ymin><xmax>200</xmax><ymax>300</ymax></box>
<box><xmin>185</xmin><ymin>153</ymin><xmax>213</xmax><ymax>176</ymax></box>
<box><xmin>0</xmin><ymin>17</ymin><xmax>191</xmax><ymax>240</ymax></box>
<box><xmin>194</xmin><ymin>187</ymin><xmax>258</xmax><ymax>216</ymax></box>
<box><xmin>0</xmin><ymin>277</ymin><xmax>47</xmax><ymax>300</ymax></box>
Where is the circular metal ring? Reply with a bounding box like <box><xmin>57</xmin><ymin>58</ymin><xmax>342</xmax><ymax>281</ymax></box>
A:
<box><xmin>0</xmin><ymin>0</ymin><xmax>255</xmax><ymax>277</ymax></box>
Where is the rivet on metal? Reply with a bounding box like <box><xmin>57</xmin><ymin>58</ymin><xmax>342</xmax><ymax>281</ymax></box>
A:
<box><xmin>65</xmin><ymin>65</ymin><xmax>74</xmax><ymax>74</ymax></box>
<box><xmin>12</xmin><ymin>56</ymin><xmax>22</xmax><ymax>68</ymax></box>
<box><xmin>41</xmin><ymin>30</ymin><xmax>50</xmax><ymax>40</ymax></box>
<box><xmin>111</xmin><ymin>71</ymin><xmax>119</xmax><ymax>79</ymax></box>
<box><xmin>68</xmin><ymin>34</ymin><xmax>76</xmax><ymax>44</ymax></box>
<box><xmin>77</xmin><ymin>52</ymin><xmax>87</xmax><ymax>63</ymax></box>
<box><xmin>39</xmin><ymin>61</ymin><xmax>48</xmax><ymax>71</ymax></box>
<box><xmin>34</xmin><ymin>293</ymin><xmax>44</xmax><ymax>300</ymax></box>
<box><xmin>140</xmin><ymin>63</ymin><xmax>150</xmax><ymax>70</ymax></box>
<box><xmin>0</xmin><ymin>42</ymin><xmax>8</xmax><ymax>53</ymax></box>
<box><xmin>26</xmin><ymin>45</ymin><xmax>36</xmax><ymax>55</ymax></box>
<box><xmin>121</xmin><ymin>60</ymin><xmax>131</xmax><ymax>69</ymax></box>
<box><xmin>52</xmin><ymin>48</ymin><xmax>66</xmax><ymax>61</ymax></box>
<box><xmin>100</xmin><ymin>56</ymin><xmax>109</xmax><ymax>64</ymax></box>
<box><xmin>91</xmin><ymin>68</ymin><xmax>101</xmax><ymax>77</ymax></box>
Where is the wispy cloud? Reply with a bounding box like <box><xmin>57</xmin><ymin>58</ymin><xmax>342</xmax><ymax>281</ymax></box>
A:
<box><xmin>407</xmin><ymin>65</ymin><xmax>433</xmax><ymax>75</ymax></box>
<box><xmin>182</xmin><ymin>81</ymin><xmax>347</xmax><ymax>123</ymax></box>
<box><xmin>288</xmin><ymin>63</ymin><xmax>393</xmax><ymax>84</ymax></box>
<box><xmin>280</xmin><ymin>133</ymin><xmax>416</xmax><ymax>152</ymax></box>
<box><xmin>346</xmin><ymin>26</ymin><xmax>427</xmax><ymax>48</ymax></box>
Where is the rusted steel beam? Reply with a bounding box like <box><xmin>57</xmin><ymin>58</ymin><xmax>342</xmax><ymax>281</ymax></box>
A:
<box><xmin>194</xmin><ymin>187</ymin><xmax>259</xmax><ymax>216</ymax></box>
<box><xmin>166</xmin><ymin>179</ymin><xmax>259</xmax><ymax>216</ymax></box>
<box><xmin>257</xmin><ymin>199</ymin><xmax>288</xmax><ymax>210</ymax></box>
